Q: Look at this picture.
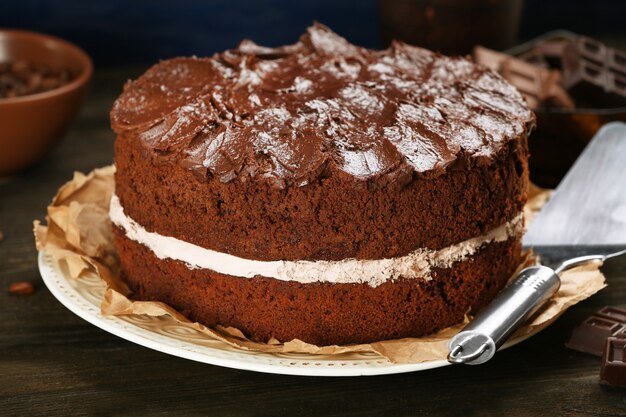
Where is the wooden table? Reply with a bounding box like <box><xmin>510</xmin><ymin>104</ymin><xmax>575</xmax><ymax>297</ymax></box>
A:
<box><xmin>2</xmin><ymin>68</ymin><xmax>626</xmax><ymax>417</ymax></box>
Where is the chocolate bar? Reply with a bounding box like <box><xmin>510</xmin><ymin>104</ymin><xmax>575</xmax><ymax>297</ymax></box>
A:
<box><xmin>473</xmin><ymin>46</ymin><xmax>508</xmax><ymax>72</ymax></box>
<box><xmin>542</xmin><ymin>72</ymin><xmax>576</xmax><ymax>109</ymax></box>
<box><xmin>566</xmin><ymin>307</ymin><xmax>626</xmax><ymax>356</ymax></box>
<box><xmin>600</xmin><ymin>337</ymin><xmax>626</xmax><ymax>387</ymax></box>
<box><xmin>500</xmin><ymin>58</ymin><xmax>574</xmax><ymax>109</ymax></box>
<box><xmin>518</xmin><ymin>39</ymin><xmax>568</xmax><ymax>69</ymax></box>
<box><xmin>499</xmin><ymin>59</ymin><xmax>542</xmax><ymax>108</ymax></box>
<box><xmin>473</xmin><ymin>46</ymin><xmax>574</xmax><ymax>109</ymax></box>
<box><xmin>562</xmin><ymin>37</ymin><xmax>626</xmax><ymax>108</ymax></box>
<box><xmin>517</xmin><ymin>51</ymin><xmax>549</xmax><ymax>69</ymax></box>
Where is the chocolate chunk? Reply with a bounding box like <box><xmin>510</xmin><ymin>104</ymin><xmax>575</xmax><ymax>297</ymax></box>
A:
<box><xmin>566</xmin><ymin>307</ymin><xmax>626</xmax><ymax>356</ymax></box>
<box><xmin>600</xmin><ymin>337</ymin><xmax>626</xmax><ymax>387</ymax></box>
<box><xmin>562</xmin><ymin>37</ymin><xmax>626</xmax><ymax>108</ymax></box>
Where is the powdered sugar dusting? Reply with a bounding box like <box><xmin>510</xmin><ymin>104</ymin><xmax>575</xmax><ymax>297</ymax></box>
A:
<box><xmin>110</xmin><ymin>23</ymin><xmax>533</xmax><ymax>187</ymax></box>
<box><xmin>306</xmin><ymin>24</ymin><xmax>359</xmax><ymax>56</ymax></box>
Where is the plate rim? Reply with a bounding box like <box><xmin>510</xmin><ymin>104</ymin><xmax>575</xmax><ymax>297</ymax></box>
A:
<box><xmin>38</xmin><ymin>250</ymin><xmax>535</xmax><ymax>377</ymax></box>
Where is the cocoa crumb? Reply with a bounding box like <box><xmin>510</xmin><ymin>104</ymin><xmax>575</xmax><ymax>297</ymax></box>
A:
<box><xmin>8</xmin><ymin>281</ymin><xmax>35</xmax><ymax>295</ymax></box>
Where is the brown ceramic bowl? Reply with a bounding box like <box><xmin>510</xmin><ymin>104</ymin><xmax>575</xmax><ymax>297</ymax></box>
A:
<box><xmin>0</xmin><ymin>29</ymin><xmax>93</xmax><ymax>176</ymax></box>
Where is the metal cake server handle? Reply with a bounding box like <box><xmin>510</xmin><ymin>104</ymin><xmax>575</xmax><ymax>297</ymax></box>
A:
<box><xmin>447</xmin><ymin>248</ymin><xmax>626</xmax><ymax>365</ymax></box>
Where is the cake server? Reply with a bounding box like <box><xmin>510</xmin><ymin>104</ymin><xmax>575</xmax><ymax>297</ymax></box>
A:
<box><xmin>447</xmin><ymin>122</ymin><xmax>626</xmax><ymax>365</ymax></box>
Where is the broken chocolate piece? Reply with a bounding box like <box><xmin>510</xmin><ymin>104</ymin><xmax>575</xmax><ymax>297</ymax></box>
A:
<box><xmin>473</xmin><ymin>46</ymin><xmax>507</xmax><ymax>72</ymax></box>
<box><xmin>542</xmin><ymin>71</ymin><xmax>576</xmax><ymax>109</ymax></box>
<box><xmin>473</xmin><ymin>46</ymin><xmax>574</xmax><ymax>109</ymax></box>
<box><xmin>499</xmin><ymin>59</ymin><xmax>543</xmax><ymax>108</ymax></box>
<box><xmin>566</xmin><ymin>307</ymin><xmax>626</xmax><ymax>356</ymax></box>
<box><xmin>600</xmin><ymin>337</ymin><xmax>626</xmax><ymax>387</ymax></box>
<box><xmin>499</xmin><ymin>56</ymin><xmax>573</xmax><ymax>109</ymax></box>
<box><xmin>519</xmin><ymin>39</ymin><xmax>568</xmax><ymax>70</ymax></box>
<box><xmin>562</xmin><ymin>37</ymin><xmax>626</xmax><ymax>108</ymax></box>
<box><xmin>517</xmin><ymin>50</ymin><xmax>549</xmax><ymax>69</ymax></box>
<box><xmin>598</xmin><ymin>306</ymin><xmax>626</xmax><ymax>322</ymax></box>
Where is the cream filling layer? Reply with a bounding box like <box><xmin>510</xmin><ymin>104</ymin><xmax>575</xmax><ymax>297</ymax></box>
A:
<box><xmin>110</xmin><ymin>194</ymin><xmax>523</xmax><ymax>287</ymax></box>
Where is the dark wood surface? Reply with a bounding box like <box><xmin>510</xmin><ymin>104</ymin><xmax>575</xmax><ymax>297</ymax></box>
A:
<box><xmin>2</xmin><ymin>68</ymin><xmax>626</xmax><ymax>417</ymax></box>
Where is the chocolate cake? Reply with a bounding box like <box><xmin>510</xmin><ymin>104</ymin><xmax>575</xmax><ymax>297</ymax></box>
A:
<box><xmin>110</xmin><ymin>24</ymin><xmax>534</xmax><ymax>346</ymax></box>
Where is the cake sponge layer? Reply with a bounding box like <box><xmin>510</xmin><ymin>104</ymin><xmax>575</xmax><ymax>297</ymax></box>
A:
<box><xmin>114</xmin><ymin>227</ymin><xmax>522</xmax><ymax>346</ymax></box>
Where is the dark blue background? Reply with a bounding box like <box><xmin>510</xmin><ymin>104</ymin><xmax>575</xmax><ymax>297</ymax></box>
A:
<box><xmin>1</xmin><ymin>0</ymin><xmax>623</xmax><ymax>65</ymax></box>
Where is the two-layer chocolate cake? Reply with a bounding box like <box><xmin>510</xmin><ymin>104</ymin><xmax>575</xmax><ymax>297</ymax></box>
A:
<box><xmin>110</xmin><ymin>24</ymin><xmax>534</xmax><ymax>346</ymax></box>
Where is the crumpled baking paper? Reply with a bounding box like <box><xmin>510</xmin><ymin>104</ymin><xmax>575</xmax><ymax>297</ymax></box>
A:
<box><xmin>34</xmin><ymin>166</ymin><xmax>606</xmax><ymax>364</ymax></box>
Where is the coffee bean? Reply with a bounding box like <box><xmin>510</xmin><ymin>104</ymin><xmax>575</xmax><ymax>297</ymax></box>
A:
<box><xmin>0</xmin><ymin>60</ymin><xmax>72</xmax><ymax>99</ymax></box>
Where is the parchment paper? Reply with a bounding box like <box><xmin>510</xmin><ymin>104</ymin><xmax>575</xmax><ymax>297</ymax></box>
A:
<box><xmin>34</xmin><ymin>166</ymin><xmax>606</xmax><ymax>364</ymax></box>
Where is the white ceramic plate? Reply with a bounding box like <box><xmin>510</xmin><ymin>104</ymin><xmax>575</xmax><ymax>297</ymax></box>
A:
<box><xmin>38</xmin><ymin>250</ymin><xmax>534</xmax><ymax>377</ymax></box>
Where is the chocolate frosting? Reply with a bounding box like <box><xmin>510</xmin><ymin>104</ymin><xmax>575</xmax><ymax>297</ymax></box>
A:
<box><xmin>111</xmin><ymin>23</ymin><xmax>533</xmax><ymax>188</ymax></box>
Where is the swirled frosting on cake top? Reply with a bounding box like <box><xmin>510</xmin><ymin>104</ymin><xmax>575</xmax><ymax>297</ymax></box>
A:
<box><xmin>111</xmin><ymin>23</ymin><xmax>533</xmax><ymax>188</ymax></box>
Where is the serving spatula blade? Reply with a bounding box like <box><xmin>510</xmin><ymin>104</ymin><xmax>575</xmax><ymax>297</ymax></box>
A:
<box><xmin>523</xmin><ymin>122</ymin><xmax>626</xmax><ymax>247</ymax></box>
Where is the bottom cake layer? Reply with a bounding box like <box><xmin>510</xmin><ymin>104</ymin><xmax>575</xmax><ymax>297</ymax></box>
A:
<box><xmin>114</xmin><ymin>228</ymin><xmax>522</xmax><ymax>346</ymax></box>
